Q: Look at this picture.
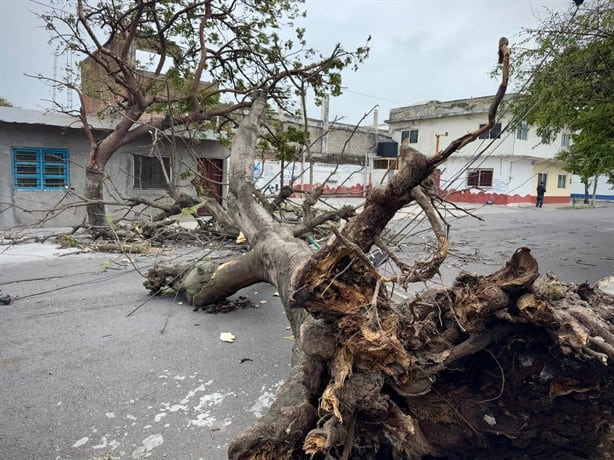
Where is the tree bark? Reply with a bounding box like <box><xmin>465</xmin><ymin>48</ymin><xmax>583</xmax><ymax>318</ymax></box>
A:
<box><xmin>85</xmin><ymin>164</ymin><xmax>107</xmax><ymax>230</ymax></box>
<box><xmin>592</xmin><ymin>174</ymin><xmax>599</xmax><ymax>206</ymax></box>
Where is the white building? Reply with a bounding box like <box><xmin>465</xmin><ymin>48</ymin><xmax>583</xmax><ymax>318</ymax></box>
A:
<box><xmin>385</xmin><ymin>96</ymin><xmax>572</xmax><ymax>205</ymax></box>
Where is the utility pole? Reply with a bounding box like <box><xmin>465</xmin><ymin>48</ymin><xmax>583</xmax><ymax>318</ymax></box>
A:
<box><xmin>321</xmin><ymin>93</ymin><xmax>329</xmax><ymax>156</ymax></box>
<box><xmin>364</xmin><ymin>107</ymin><xmax>378</xmax><ymax>196</ymax></box>
<box><xmin>317</xmin><ymin>93</ymin><xmax>330</xmax><ymax>188</ymax></box>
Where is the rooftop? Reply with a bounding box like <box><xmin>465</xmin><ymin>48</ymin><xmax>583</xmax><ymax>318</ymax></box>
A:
<box><xmin>0</xmin><ymin>106</ymin><xmax>118</xmax><ymax>131</ymax></box>
<box><xmin>0</xmin><ymin>106</ymin><xmax>217</xmax><ymax>140</ymax></box>
<box><xmin>387</xmin><ymin>94</ymin><xmax>514</xmax><ymax>123</ymax></box>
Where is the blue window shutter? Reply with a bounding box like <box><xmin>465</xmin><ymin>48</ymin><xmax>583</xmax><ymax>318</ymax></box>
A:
<box><xmin>13</xmin><ymin>147</ymin><xmax>70</xmax><ymax>191</ymax></box>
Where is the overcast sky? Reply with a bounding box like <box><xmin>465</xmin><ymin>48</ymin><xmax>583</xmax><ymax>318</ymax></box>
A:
<box><xmin>0</xmin><ymin>0</ymin><xmax>573</xmax><ymax>124</ymax></box>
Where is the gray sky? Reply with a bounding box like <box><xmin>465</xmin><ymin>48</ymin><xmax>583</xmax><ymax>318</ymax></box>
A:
<box><xmin>0</xmin><ymin>0</ymin><xmax>572</xmax><ymax>124</ymax></box>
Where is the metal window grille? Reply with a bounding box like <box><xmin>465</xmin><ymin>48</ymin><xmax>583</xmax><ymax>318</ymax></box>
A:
<box><xmin>557</xmin><ymin>174</ymin><xmax>567</xmax><ymax>188</ymax></box>
<box><xmin>516</xmin><ymin>122</ymin><xmax>528</xmax><ymax>140</ymax></box>
<box><xmin>401</xmin><ymin>129</ymin><xmax>419</xmax><ymax>144</ymax></box>
<box><xmin>12</xmin><ymin>147</ymin><xmax>70</xmax><ymax>190</ymax></box>
<box><xmin>133</xmin><ymin>155</ymin><xmax>171</xmax><ymax>189</ymax></box>
<box><xmin>467</xmin><ymin>168</ymin><xmax>494</xmax><ymax>187</ymax></box>
<box><xmin>479</xmin><ymin>123</ymin><xmax>502</xmax><ymax>140</ymax></box>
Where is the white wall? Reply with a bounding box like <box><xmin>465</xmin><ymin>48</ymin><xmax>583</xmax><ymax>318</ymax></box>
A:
<box><xmin>571</xmin><ymin>174</ymin><xmax>614</xmax><ymax>200</ymax></box>
<box><xmin>254</xmin><ymin>159</ymin><xmax>367</xmax><ymax>194</ymax></box>
<box><xmin>439</xmin><ymin>156</ymin><xmax>535</xmax><ymax>197</ymax></box>
<box><xmin>388</xmin><ymin>112</ymin><xmax>568</xmax><ymax>162</ymax></box>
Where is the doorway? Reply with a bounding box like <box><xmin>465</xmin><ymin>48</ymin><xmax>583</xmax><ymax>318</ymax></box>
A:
<box><xmin>197</xmin><ymin>158</ymin><xmax>224</xmax><ymax>215</ymax></box>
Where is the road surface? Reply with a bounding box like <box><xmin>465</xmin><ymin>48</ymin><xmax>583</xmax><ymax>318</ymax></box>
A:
<box><xmin>0</xmin><ymin>204</ymin><xmax>612</xmax><ymax>459</ymax></box>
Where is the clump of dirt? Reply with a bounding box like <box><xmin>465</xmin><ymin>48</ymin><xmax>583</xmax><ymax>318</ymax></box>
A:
<box><xmin>195</xmin><ymin>295</ymin><xmax>255</xmax><ymax>314</ymax></box>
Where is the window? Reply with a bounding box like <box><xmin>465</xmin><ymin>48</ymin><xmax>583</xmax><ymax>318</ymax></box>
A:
<box><xmin>561</xmin><ymin>132</ymin><xmax>570</xmax><ymax>148</ymax></box>
<box><xmin>557</xmin><ymin>174</ymin><xmax>567</xmax><ymax>189</ymax></box>
<box><xmin>374</xmin><ymin>158</ymin><xmax>399</xmax><ymax>170</ymax></box>
<box><xmin>467</xmin><ymin>168</ymin><xmax>493</xmax><ymax>188</ymax></box>
<box><xmin>538</xmin><ymin>173</ymin><xmax>548</xmax><ymax>188</ymax></box>
<box><xmin>133</xmin><ymin>155</ymin><xmax>171</xmax><ymax>189</ymax></box>
<box><xmin>516</xmin><ymin>122</ymin><xmax>528</xmax><ymax>140</ymax></box>
<box><xmin>401</xmin><ymin>129</ymin><xmax>418</xmax><ymax>144</ymax></box>
<box><xmin>12</xmin><ymin>147</ymin><xmax>70</xmax><ymax>190</ymax></box>
<box><xmin>541</xmin><ymin>133</ymin><xmax>552</xmax><ymax>144</ymax></box>
<box><xmin>479</xmin><ymin>122</ymin><xmax>502</xmax><ymax>139</ymax></box>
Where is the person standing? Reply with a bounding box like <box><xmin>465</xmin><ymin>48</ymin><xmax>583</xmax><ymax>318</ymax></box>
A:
<box><xmin>536</xmin><ymin>181</ymin><xmax>546</xmax><ymax>208</ymax></box>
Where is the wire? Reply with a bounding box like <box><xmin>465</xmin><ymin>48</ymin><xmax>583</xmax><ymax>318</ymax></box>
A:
<box><xmin>382</xmin><ymin>5</ymin><xmax>584</xmax><ymax>253</ymax></box>
<box><xmin>436</xmin><ymin>3</ymin><xmax>583</xmax><ymax>197</ymax></box>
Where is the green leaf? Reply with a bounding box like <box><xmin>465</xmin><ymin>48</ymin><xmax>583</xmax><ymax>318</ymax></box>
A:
<box><xmin>511</xmin><ymin>0</ymin><xmax>613</xmax><ymax>183</ymax></box>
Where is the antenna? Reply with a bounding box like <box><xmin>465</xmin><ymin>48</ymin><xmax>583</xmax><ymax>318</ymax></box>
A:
<box><xmin>52</xmin><ymin>45</ymin><xmax>60</xmax><ymax>105</ymax></box>
<box><xmin>66</xmin><ymin>50</ymin><xmax>73</xmax><ymax>108</ymax></box>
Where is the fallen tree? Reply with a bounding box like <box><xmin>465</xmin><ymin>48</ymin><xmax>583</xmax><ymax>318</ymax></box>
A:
<box><xmin>145</xmin><ymin>39</ymin><xmax>613</xmax><ymax>459</ymax></box>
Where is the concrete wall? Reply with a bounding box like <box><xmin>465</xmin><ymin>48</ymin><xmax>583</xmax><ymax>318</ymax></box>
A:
<box><xmin>254</xmin><ymin>159</ymin><xmax>368</xmax><ymax>196</ymax></box>
<box><xmin>322</xmin><ymin>124</ymin><xmax>376</xmax><ymax>158</ymax></box>
<box><xmin>387</xmin><ymin>111</ymin><xmax>569</xmax><ymax>162</ymax></box>
<box><xmin>433</xmin><ymin>155</ymin><xmax>570</xmax><ymax>205</ymax></box>
<box><xmin>532</xmin><ymin>160</ymin><xmax>572</xmax><ymax>204</ymax></box>
<box><xmin>0</xmin><ymin>122</ymin><xmax>228</xmax><ymax>230</ymax></box>
<box><xmin>571</xmin><ymin>175</ymin><xmax>614</xmax><ymax>201</ymax></box>
<box><xmin>1</xmin><ymin>123</ymin><xmax>88</xmax><ymax>229</ymax></box>
<box><xmin>275</xmin><ymin>113</ymin><xmax>385</xmax><ymax>161</ymax></box>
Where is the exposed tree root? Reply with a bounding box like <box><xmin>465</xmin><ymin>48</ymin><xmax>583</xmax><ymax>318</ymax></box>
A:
<box><xmin>225</xmin><ymin>248</ymin><xmax>613</xmax><ymax>459</ymax></box>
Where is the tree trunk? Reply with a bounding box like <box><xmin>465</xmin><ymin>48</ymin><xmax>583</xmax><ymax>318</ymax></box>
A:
<box><xmin>85</xmin><ymin>162</ymin><xmax>107</xmax><ymax>230</ymax></box>
<box><xmin>591</xmin><ymin>174</ymin><xmax>599</xmax><ymax>206</ymax></box>
<box><xmin>145</xmin><ymin>94</ymin><xmax>614</xmax><ymax>459</ymax></box>
<box><xmin>583</xmin><ymin>177</ymin><xmax>591</xmax><ymax>204</ymax></box>
<box><xmin>81</xmin><ymin>107</ymin><xmax>146</xmax><ymax>234</ymax></box>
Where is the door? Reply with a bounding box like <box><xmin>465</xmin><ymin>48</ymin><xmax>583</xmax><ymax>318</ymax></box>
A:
<box><xmin>197</xmin><ymin>158</ymin><xmax>224</xmax><ymax>215</ymax></box>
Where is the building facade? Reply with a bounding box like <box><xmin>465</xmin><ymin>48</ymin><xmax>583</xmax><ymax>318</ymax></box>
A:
<box><xmin>257</xmin><ymin>111</ymin><xmax>390</xmax><ymax>197</ymax></box>
<box><xmin>0</xmin><ymin>107</ymin><xmax>228</xmax><ymax>230</ymax></box>
<box><xmin>1</xmin><ymin>107</ymin><xmax>388</xmax><ymax>230</ymax></box>
<box><xmin>386</xmin><ymin>96</ymin><xmax>572</xmax><ymax>205</ymax></box>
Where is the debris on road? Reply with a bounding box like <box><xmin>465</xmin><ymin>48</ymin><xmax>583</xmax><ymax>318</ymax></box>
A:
<box><xmin>220</xmin><ymin>332</ymin><xmax>236</xmax><ymax>343</ymax></box>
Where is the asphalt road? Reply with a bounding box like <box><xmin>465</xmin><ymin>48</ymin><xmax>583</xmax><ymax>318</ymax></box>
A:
<box><xmin>1</xmin><ymin>245</ymin><xmax>293</xmax><ymax>460</ymax></box>
<box><xmin>386</xmin><ymin>203</ymin><xmax>614</xmax><ymax>291</ymax></box>
<box><xmin>451</xmin><ymin>204</ymin><xmax>614</xmax><ymax>284</ymax></box>
<box><xmin>0</xmin><ymin>204</ymin><xmax>612</xmax><ymax>460</ymax></box>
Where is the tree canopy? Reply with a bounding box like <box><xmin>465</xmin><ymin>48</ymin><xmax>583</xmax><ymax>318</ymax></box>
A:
<box><xmin>43</xmin><ymin>0</ymin><xmax>369</xmax><ymax>124</ymax></box>
<box><xmin>39</xmin><ymin>0</ymin><xmax>370</xmax><ymax>230</ymax></box>
<box><xmin>512</xmin><ymin>0</ymin><xmax>614</xmax><ymax>185</ymax></box>
<box><xmin>0</xmin><ymin>97</ymin><xmax>12</xmax><ymax>106</ymax></box>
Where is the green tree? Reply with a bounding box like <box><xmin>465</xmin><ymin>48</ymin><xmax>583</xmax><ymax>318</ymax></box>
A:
<box><xmin>0</xmin><ymin>97</ymin><xmax>12</xmax><ymax>106</ymax></box>
<box><xmin>41</xmin><ymin>0</ymin><xmax>369</xmax><ymax>232</ymax></box>
<box><xmin>558</xmin><ymin>106</ymin><xmax>614</xmax><ymax>203</ymax></box>
<box><xmin>512</xmin><ymin>0</ymin><xmax>614</xmax><ymax>203</ymax></box>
